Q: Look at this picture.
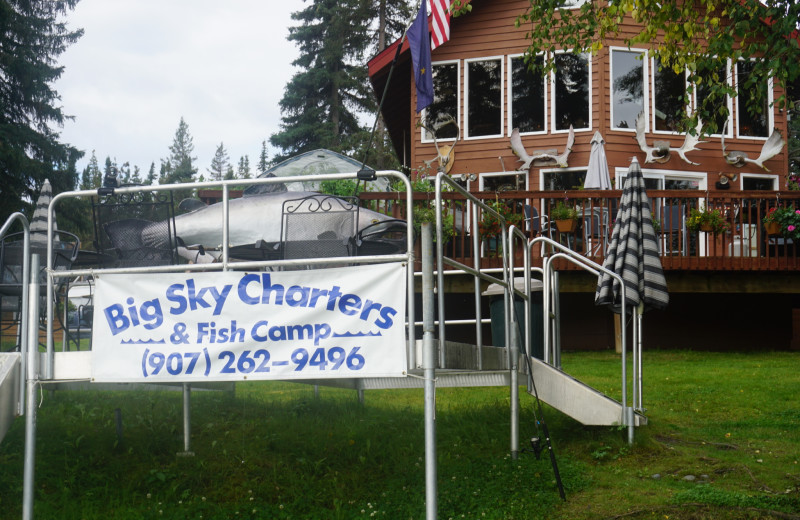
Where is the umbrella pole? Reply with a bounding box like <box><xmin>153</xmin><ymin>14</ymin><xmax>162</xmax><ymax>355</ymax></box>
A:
<box><xmin>637</xmin><ymin>304</ymin><xmax>644</xmax><ymax>412</ymax></box>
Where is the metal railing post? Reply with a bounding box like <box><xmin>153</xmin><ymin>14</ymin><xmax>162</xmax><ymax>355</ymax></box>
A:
<box><xmin>421</xmin><ymin>223</ymin><xmax>437</xmax><ymax>520</ymax></box>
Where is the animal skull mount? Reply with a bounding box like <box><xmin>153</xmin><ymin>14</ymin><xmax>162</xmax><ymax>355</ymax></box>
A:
<box><xmin>421</xmin><ymin>117</ymin><xmax>459</xmax><ymax>174</ymax></box>
<box><xmin>721</xmin><ymin>120</ymin><xmax>784</xmax><ymax>172</ymax></box>
<box><xmin>634</xmin><ymin>111</ymin><xmax>705</xmax><ymax>165</ymax></box>
<box><xmin>510</xmin><ymin>125</ymin><xmax>574</xmax><ymax>169</ymax></box>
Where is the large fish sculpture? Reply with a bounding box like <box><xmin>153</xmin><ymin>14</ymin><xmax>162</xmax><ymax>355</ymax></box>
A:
<box><xmin>167</xmin><ymin>191</ymin><xmax>395</xmax><ymax>250</ymax></box>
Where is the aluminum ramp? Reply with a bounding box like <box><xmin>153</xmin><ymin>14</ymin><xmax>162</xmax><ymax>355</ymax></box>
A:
<box><xmin>0</xmin><ymin>353</ymin><xmax>21</xmax><ymax>444</ymax></box>
<box><xmin>527</xmin><ymin>355</ymin><xmax>646</xmax><ymax>426</ymax></box>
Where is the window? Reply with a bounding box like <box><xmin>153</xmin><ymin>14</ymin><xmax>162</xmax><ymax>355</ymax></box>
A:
<box><xmin>465</xmin><ymin>57</ymin><xmax>503</xmax><ymax>138</ymax></box>
<box><xmin>611</xmin><ymin>49</ymin><xmax>646</xmax><ymax>130</ymax></box>
<box><xmin>694</xmin><ymin>60</ymin><xmax>731</xmax><ymax>135</ymax></box>
<box><xmin>422</xmin><ymin>61</ymin><xmax>460</xmax><ymax>142</ymax></box>
<box><xmin>552</xmin><ymin>53</ymin><xmax>590</xmax><ymax>131</ymax></box>
<box><xmin>616</xmin><ymin>167</ymin><xmax>707</xmax><ymax>191</ymax></box>
<box><xmin>741</xmin><ymin>174</ymin><xmax>777</xmax><ymax>190</ymax></box>
<box><xmin>652</xmin><ymin>58</ymin><xmax>686</xmax><ymax>132</ymax></box>
<box><xmin>541</xmin><ymin>168</ymin><xmax>587</xmax><ymax>190</ymax></box>
<box><xmin>479</xmin><ymin>171</ymin><xmax>529</xmax><ymax>192</ymax></box>
<box><xmin>736</xmin><ymin>60</ymin><xmax>771</xmax><ymax>138</ymax></box>
<box><xmin>509</xmin><ymin>54</ymin><xmax>546</xmax><ymax>134</ymax></box>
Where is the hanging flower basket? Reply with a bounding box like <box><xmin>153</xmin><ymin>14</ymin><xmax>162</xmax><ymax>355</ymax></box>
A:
<box><xmin>764</xmin><ymin>220</ymin><xmax>782</xmax><ymax>236</ymax></box>
<box><xmin>555</xmin><ymin>219</ymin><xmax>578</xmax><ymax>233</ymax></box>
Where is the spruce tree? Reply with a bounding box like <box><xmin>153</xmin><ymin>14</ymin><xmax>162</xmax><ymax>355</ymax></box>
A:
<box><xmin>208</xmin><ymin>142</ymin><xmax>230</xmax><ymax>181</ymax></box>
<box><xmin>161</xmin><ymin>117</ymin><xmax>197</xmax><ymax>185</ymax></box>
<box><xmin>0</xmin><ymin>0</ymin><xmax>83</xmax><ymax>223</ymax></box>
<box><xmin>237</xmin><ymin>155</ymin><xmax>251</xmax><ymax>179</ymax></box>
<box><xmin>257</xmin><ymin>140</ymin><xmax>270</xmax><ymax>176</ymax></box>
<box><xmin>269</xmin><ymin>0</ymin><xmax>377</xmax><ymax>162</ymax></box>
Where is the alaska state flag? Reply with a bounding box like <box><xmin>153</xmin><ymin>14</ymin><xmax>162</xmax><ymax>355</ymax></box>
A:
<box><xmin>407</xmin><ymin>1</ymin><xmax>433</xmax><ymax>113</ymax></box>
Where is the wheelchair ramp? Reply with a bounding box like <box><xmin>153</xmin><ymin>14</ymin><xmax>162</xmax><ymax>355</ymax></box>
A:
<box><xmin>528</xmin><ymin>356</ymin><xmax>646</xmax><ymax>426</ymax></box>
<box><xmin>0</xmin><ymin>353</ymin><xmax>21</xmax><ymax>444</ymax></box>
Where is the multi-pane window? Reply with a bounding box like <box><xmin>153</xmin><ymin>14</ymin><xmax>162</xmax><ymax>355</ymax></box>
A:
<box><xmin>611</xmin><ymin>49</ymin><xmax>645</xmax><ymax>130</ymax></box>
<box><xmin>509</xmin><ymin>55</ymin><xmax>546</xmax><ymax>134</ymax></box>
<box><xmin>553</xmin><ymin>52</ymin><xmax>590</xmax><ymax>131</ymax></box>
<box><xmin>422</xmin><ymin>61</ymin><xmax>459</xmax><ymax>141</ymax></box>
<box><xmin>652</xmin><ymin>58</ymin><xmax>685</xmax><ymax>132</ymax></box>
<box><xmin>465</xmin><ymin>57</ymin><xmax>503</xmax><ymax>138</ymax></box>
<box><xmin>542</xmin><ymin>169</ymin><xmax>587</xmax><ymax>190</ymax></box>
<box><xmin>736</xmin><ymin>60</ymin><xmax>770</xmax><ymax>138</ymax></box>
<box><xmin>694</xmin><ymin>60</ymin><xmax>731</xmax><ymax>135</ymax></box>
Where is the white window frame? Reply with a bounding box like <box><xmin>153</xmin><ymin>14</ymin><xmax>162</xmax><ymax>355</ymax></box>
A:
<box><xmin>740</xmin><ymin>173</ymin><xmax>778</xmax><ymax>190</ymax></box>
<box><xmin>538</xmin><ymin>166</ymin><xmax>588</xmax><ymax>191</ymax></box>
<box><xmin>464</xmin><ymin>55</ymin><xmax>504</xmax><ymax>140</ymax></box>
<box><xmin>614</xmin><ymin>166</ymin><xmax>708</xmax><ymax>191</ymax></box>
<box><xmin>734</xmin><ymin>58</ymin><xmax>774</xmax><ymax>140</ymax></box>
<box><xmin>507</xmin><ymin>53</ymin><xmax>548</xmax><ymax>137</ymax></box>
<box><xmin>610</xmin><ymin>47</ymin><xmax>649</xmax><ymax>132</ymax></box>
<box><xmin>650</xmin><ymin>56</ymin><xmax>689</xmax><ymax>135</ymax></box>
<box><xmin>691</xmin><ymin>58</ymin><xmax>732</xmax><ymax>137</ymax></box>
<box><xmin>421</xmin><ymin>59</ymin><xmax>461</xmax><ymax>143</ymax></box>
<box><xmin>478</xmin><ymin>170</ymin><xmax>529</xmax><ymax>191</ymax></box>
<box><xmin>550</xmin><ymin>50</ymin><xmax>592</xmax><ymax>133</ymax></box>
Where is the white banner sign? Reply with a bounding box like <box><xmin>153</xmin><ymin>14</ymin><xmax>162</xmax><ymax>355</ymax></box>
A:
<box><xmin>91</xmin><ymin>263</ymin><xmax>407</xmax><ymax>382</ymax></box>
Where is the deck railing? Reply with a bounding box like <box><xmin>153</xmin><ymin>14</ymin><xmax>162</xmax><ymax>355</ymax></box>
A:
<box><xmin>360</xmin><ymin>190</ymin><xmax>800</xmax><ymax>272</ymax></box>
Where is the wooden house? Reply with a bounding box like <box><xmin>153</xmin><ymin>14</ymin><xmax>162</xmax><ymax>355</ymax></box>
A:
<box><xmin>367</xmin><ymin>0</ymin><xmax>800</xmax><ymax>350</ymax></box>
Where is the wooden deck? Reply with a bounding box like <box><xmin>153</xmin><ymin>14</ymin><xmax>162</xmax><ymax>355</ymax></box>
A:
<box><xmin>360</xmin><ymin>190</ymin><xmax>800</xmax><ymax>274</ymax></box>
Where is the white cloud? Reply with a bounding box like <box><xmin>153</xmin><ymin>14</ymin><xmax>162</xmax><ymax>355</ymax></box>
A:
<box><xmin>54</xmin><ymin>0</ymin><xmax>303</xmax><ymax>175</ymax></box>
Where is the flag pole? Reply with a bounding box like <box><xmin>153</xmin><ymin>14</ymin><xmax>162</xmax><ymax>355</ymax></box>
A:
<box><xmin>355</xmin><ymin>4</ymin><xmax>422</xmax><ymax>188</ymax></box>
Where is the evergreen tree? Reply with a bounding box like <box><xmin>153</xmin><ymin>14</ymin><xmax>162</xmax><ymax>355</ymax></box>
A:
<box><xmin>257</xmin><ymin>140</ymin><xmax>270</xmax><ymax>176</ymax></box>
<box><xmin>119</xmin><ymin>161</ymin><xmax>131</xmax><ymax>185</ymax></box>
<box><xmin>145</xmin><ymin>162</ymin><xmax>157</xmax><ymax>185</ymax></box>
<box><xmin>269</xmin><ymin>0</ymin><xmax>377</xmax><ymax>162</ymax></box>
<box><xmin>103</xmin><ymin>157</ymin><xmax>117</xmax><ymax>186</ymax></box>
<box><xmin>208</xmin><ymin>142</ymin><xmax>230</xmax><ymax>181</ymax></box>
<box><xmin>130</xmin><ymin>165</ymin><xmax>143</xmax><ymax>185</ymax></box>
<box><xmin>224</xmin><ymin>165</ymin><xmax>235</xmax><ymax>181</ymax></box>
<box><xmin>161</xmin><ymin>117</ymin><xmax>197</xmax><ymax>185</ymax></box>
<box><xmin>237</xmin><ymin>155</ymin><xmax>251</xmax><ymax>179</ymax></box>
<box><xmin>0</xmin><ymin>0</ymin><xmax>83</xmax><ymax>223</ymax></box>
<box><xmin>80</xmin><ymin>151</ymin><xmax>102</xmax><ymax>190</ymax></box>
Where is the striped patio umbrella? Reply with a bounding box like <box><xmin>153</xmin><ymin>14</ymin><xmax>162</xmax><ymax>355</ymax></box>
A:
<box><xmin>29</xmin><ymin>179</ymin><xmax>56</xmax><ymax>241</ymax></box>
<box><xmin>595</xmin><ymin>158</ymin><xmax>668</xmax><ymax>312</ymax></box>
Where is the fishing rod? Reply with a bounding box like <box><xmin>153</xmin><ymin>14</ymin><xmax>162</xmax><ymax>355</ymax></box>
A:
<box><xmin>514</xmin><ymin>317</ymin><xmax>566</xmax><ymax>501</ymax></box>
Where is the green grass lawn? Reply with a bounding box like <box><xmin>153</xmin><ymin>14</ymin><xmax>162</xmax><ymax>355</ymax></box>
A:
<box><xmin>0</xmin><ymin>350</ymin><xmax>798</xmax><ymax>519</ymax></box>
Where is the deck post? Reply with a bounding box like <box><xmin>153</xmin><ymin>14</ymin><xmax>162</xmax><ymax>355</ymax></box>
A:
<box><xmin>421</xmin><ymin>223</ymin><xmax>437</xmax><ymax>520</ymax></box>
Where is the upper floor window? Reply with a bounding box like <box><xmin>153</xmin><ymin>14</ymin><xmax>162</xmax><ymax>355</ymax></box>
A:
<box><xmin>422</xmin><ymin>61</ymin><xmax>460</xmax><ymax>142</ymax></box>
<box><xmin>694</xmin><ymin>60</ymin><xmax>731</xmax><ymax>135</ymax></box>
<box><xmin>509</xmin><ymin>54</ymin><xmax>546</xmax><ymax>134</ymax></box>
<box><xmin>611</xmin><ymin>49</ymin><xmax>646</xmax><ymax>130</ymax></box>
<box><xmin>652</xmin><ymin>58</ymin><xmax>686</xmax><ymax>133</ymax></box>
<box><xmin>552</xmin><ymin>52</ymin><xmax>590</xmax><ymax>131</ymax></box>
<box><xmin>465</xmin><ymin>57</ymin><xmax>503</xmax><ymax>138</ymax></box>
<box><xmin>736</xmin><ymin>59</ymin><xmax>771</xmax><ymax>138</ymax></box>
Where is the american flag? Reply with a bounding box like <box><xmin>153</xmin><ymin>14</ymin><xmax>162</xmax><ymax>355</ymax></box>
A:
<box><xmin>430</xmin><ymin>0</ymin><xmax>450</xmax><ymax>51</ymax></box>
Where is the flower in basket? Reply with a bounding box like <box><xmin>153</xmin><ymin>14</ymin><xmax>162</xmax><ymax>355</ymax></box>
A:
<box><xmin>478</xmin><ymin>200</ymin><xmax>524</xmax><ymax>239</ymax></box>
<box><xmin>686</xmin><ymin>207</ymin><xmax>729</xmax><ymax>234</ymax></box>
<box><xmin>550</xmin><ymin>200</ymin><xmax>578</xmax><ymax>222</ymax></box>
<box><xmin>787</xmin><ymin>175</ymin><xmax>800</xmax><ymax>191</ymax></box>
<box><xmin>763</xmin><ymin>206</ymin><xmax>800</xmax><ymax>240</ymax></box>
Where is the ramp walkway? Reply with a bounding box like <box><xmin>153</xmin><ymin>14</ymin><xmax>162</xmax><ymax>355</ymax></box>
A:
<box><xmin>1</xmin><ymin>171</ymin><xmax>648</xmax><ymax>518</ymax></box>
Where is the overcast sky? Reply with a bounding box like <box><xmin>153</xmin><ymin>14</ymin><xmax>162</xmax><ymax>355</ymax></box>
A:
<box><xmin>54</xmin><ymin>0</ymin><xmax>305</xmax><ymax>177</ymax></box>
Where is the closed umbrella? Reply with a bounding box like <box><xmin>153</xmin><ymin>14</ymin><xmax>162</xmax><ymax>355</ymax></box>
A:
<box><xmin>29</xmin><ymin>179</ymin><xmax>55</xmax><ymax>238</ymax></box>
<box><xmin>595</xmin><ymin>157</ymin><xmax>667</xmax><ymax>311</ymax></box>
<box><xmin>583</xmin><ymin>131</ymin><xmax>611</xmax><ymax>190</ymax></box>
<box><xmin>595</xmin><ymin>157</ymin><xmax>667</xmax><ymax>425</ymax></box>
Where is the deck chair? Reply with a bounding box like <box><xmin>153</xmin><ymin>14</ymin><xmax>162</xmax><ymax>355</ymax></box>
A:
<box><xmin>582</xmin><ymin>208</ymin><xmax>608</xmax><ymax>256</ymax></box>
<box><xmin>280</xmin><ymin>195</ymin><xmax>359</xmax><ymax>269</ymax></box>
<box><xmin>0</xmin><ymin>230</ymin><xmax>79</xmax><ymax>350</ymax></box>
<box><xmin>524</xmin><ymin>205</ymin><xmax>551</xmax><ymax>238</ymax></box>
<box><xmin>658</xmin><ymin>204</ymin><xmax>687</xmax><ymax>256</ymax></box>
<box><xmin>92</xmin><ymin>189</ymin><xmax>178</xmax><ymax>267</ymax></box>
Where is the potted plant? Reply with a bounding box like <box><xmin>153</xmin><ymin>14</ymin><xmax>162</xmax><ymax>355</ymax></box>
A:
<box><xmin>686</xmin><ymin>207</ymin><xmax>729</xmax><ymax>234</ymax></box>
<box><xmin>550</xmin><ymin>200</ymin><xmax>579</xmax><ymax>232</ymax></box>
<box><xmin>763</xmin><ymin>206</ymin><xmax>800</xmax><ymax>239</ymax></box>
<box><xmin>479</xmin><ymin>200</ymin><xmax>524</xmax><ymax>254</ymax></box>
